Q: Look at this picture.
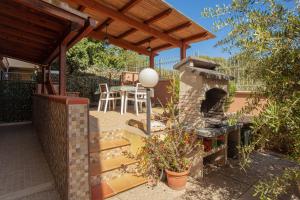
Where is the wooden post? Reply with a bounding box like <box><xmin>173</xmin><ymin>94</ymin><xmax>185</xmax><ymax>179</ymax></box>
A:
<box><xmin>180</xmin><ymin>43</ymin><xmax>187</xmax><ymax>60</ymax></box>
<box><xmin>59</xmin><ymin>43</ymin><xmax>66</xmax><ymax>96</ymax></box>
<box><xmin>149</xmin><ymin>53</ymin><xmax>155</xmax><ymax>68</ymax></box>
<box><xmin>41</xmin><ymin>66</ymin><xmax>45</xmax><ymax>94</ymax></box>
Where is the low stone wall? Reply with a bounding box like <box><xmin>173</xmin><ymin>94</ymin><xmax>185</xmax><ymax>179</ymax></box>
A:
<box><xmin>33</xmin><ymin>94</ymin><xmax>90</xmax><ymax>200</ymax></box>
<box><xmin>228</xmin><ymin>91</ymin><xmax>266</xmax><ymax>115</ymax></box>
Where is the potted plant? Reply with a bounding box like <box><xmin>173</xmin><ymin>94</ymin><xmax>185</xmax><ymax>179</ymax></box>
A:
<box><xmin>127</xmin><ymin>100</ymin><xmax>202</xmax><ymax>190</ymax></box>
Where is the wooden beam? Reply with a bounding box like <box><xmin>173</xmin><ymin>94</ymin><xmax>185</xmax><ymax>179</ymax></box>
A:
<box><xmin>134</xmin><ymin>22</ymin><xmax>192</xmax><ymax>46</ymax></box>
<box><xmin>44</xmin><ymin>18</ymin><xmax>96</xmax><ymax>64</ymax></box>
<box><xmin>149</xmin><ymin>53</ymin><xmax>155</xmax><ymax>68</ymax></box>
<box><xmin>0</xmin><ymin>14</ymin><xmax>58</xmax><ymax>39</ymax></box>
<box><xmin>144</xmin><ymin>8</ymin><xmax>172</xmax><ymax>24</ymax></box>
<box><xmin>89</xmin><ymin>31</ymin><xmax>154</xmax><ymax>56</ymax></box>
<box><xmin>180</xmin><ymin>44</ymin><xmax>187</xmax><ymax>60</ymax></box>
<box><xmin>165</xmin><ymin>22</ymin><xmax>192</xmax><ymax>34</ymax></box>
<box><xmin>0</xmin><ymin>49</ymin><xmax>41</xmax><ymax>65</ymax></box>
<box><xmin>78</xmin><ymin>5</ymin><xmax>86</xmax><ymax>12</ymax></box>
<box><xmin>0</xmin><ymin>24</ymin><xmax>54</xmax><ymax>46</ymax></box>
<box><xmin>67</xmin><ymin>0</ymin><xmax>182</xmax><ymax>47</ymax></box>
<box><xmin>42</xmin><ymin>66</ymin><xmax>45</xmax><ymax>94</ymax></box>
<box><xmin>116</xmin><ymin>9</ymin><xmax>173</xmax><ymax>40</ymax></box>
<box><xmin>0</xmin><ymin>2</ymin><xmax>65</xmax><ymax>32</ymax></box>
<box><xmin>13</xmin><ymin>0</ymin><xmax>86</xmax><ymax>26</ymax></box>
<box><xmin>151</xmin><ymin>44</ymin><xmax>172</xmax><ymax>52</ymax></box>
<box><xmin>134</xmin><ymin>36</ymin><xmax>155</xmax><ymax>46</ymax></box>
<box><xmin>94</xmin><ymin>0</ymin><xmax>142</xmax><ymax>31</ymax></box>
<box><xmin>182</xmin><ymin>32</ymin><xmax>208</xmax><ymax>43</ymax></box>
<box><xmin>59</xmin><ymin>43</ymin><xmax>66</xmax><ymax>95</ymax></box>
<box><xmin>67</xmin><ymin>18</ymin><xmax>97</xmax><ymax>48</ymax></box>
<box><xmin>117</xmin><ymin>28</ymin><xmax>137</xmax><ymax>39</ymax></box>
<box><xmin>0</xmin><ymin>33</ymin><xmax>46</xmax><ymax>51</ymax></box>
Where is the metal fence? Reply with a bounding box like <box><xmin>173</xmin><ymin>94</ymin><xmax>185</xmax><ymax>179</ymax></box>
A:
<box><xmin>123</xmin><ymin>55</ymin><xmax>259</xmax><ymax>91</ymax></box>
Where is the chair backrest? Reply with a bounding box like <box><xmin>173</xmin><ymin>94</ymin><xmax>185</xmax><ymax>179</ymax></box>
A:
<box><xmin>135</xmin><ymin>83</ymin><xmax>146</xmax><ymax>99</ymax></box>
<box><xmin>99</xmin><ymin>83</ymin><xmax>108</xmax><ymax>93</ymax></box>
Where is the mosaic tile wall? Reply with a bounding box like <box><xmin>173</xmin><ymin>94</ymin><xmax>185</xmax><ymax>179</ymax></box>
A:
<box><xmin>68</xmin><ymin>104</ymin><xmax>90</xmax><ymax>200</ymax></box>
<box><xmin>33</xmin><ymin>96</ymin><xmax>90</xmax><ymax>200</ymax></box>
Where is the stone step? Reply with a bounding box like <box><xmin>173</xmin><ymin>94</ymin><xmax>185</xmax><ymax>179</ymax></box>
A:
<box><xmin>90</xmin><ymin>138</ymin><xmax>130</xmax><ymax>153</ymax></box>
<box><xmin>90</xmin><ymin>129</ymin><xmax>124</xmax><ymax>143</ymax></box>
<box><xmin>90</xmin><ymin>156</ymin><xmax>138</xmax><ymax>176</ymax></box>
<box><xmin>91</xmin><ymin>174</ymin><xmax>147</xmax><ymax>199</ymax></box>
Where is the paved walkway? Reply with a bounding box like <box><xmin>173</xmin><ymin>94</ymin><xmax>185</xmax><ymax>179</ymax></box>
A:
<box><xmin>107</xmin><ymin>152</ymin><xmax>299</xmax><ymax>200</ymax></box>
<box><xmin>0</xmin><ymin>124</ymin><xmax>60</xmax><ymax>200</ymax></box>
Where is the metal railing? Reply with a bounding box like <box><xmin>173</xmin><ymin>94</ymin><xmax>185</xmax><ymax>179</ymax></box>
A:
<box><xmin>1</xmin><ymin>72</ymin><xmax>36</xmax><ymax>81</ymax></box>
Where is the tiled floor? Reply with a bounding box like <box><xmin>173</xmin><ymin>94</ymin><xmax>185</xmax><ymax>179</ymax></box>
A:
<box><xmin>89</xmin><ymin>106</ymin><xmax>160</xmax><ymax>134</ymax></box>
<box><xmin>0</xmin><ymin>124</ymin><xmax>60</xmax><ymax>200</ymax></box>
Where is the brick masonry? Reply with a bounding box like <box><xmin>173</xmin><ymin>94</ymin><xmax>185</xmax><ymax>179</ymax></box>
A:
<box><xmin>33</xmin><ymin>95</ymin><xmax>90</xmax><ymax>200</ymax></box>
<box><xmin>177</xmin><ymin>64</ymin><xmax>228</xmax><ymax>128</ymax></box>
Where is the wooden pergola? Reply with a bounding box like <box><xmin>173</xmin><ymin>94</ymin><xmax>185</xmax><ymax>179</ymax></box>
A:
<box><xmin>63</xmin><ymin>0</ymin><xmax>215</xmax><ymax>67</ymax></box>
<box><xmin>0</xmin><ymin>0</ymin><xmax>215</xmax><ymax>96</ymax></box>
<box><xmin>0</xmin><ymin>0</ymin><xmax>96</xmax><ymax>95</ymax></box>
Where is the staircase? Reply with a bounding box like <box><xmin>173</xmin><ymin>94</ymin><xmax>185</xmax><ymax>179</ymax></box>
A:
<box><xmin>90</xmin><ymin>129</ymin><xmax>147</xmax><ymax>199</ymax></box>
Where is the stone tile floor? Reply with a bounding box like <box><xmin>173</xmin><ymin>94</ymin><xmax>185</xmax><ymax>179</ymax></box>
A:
<box><xmin>0</xmin><ymin>124</ymin><xmax>60</xmax><ymax>200</ymax></box>
<box><xmin>91</xmin><ymin>107</ymin><xmax>299</xmax><ymax>200</ymax></box>
<box><xmin>107</xmin><ymin>153</ymin><xmax>300</xmax><ymax>200</ymax></box>
<box><xmin>89</xmin><ymin>106</ymin><xmax>162</xmax><ymax>135</ymax></box>
<box><xmin>107</xmin><ymin>151</ymin><xmax>299</xmax><ymax>200</ymax></box>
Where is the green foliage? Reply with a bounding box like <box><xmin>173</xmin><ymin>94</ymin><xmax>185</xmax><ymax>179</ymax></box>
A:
<box><xmin>129</xmin><ymin>117</ymin><xmax>202</xmax><ymax>184</ymax></box>
<box><xmin>0</xmin><ymin>81</ymin><xmax>36</xmax><ymax>122</ymax></box>
<box><xmin>254</xmin><ymin>168</ymin><xmax>300</xmax><ymax>200</ymax></box>
<box><xmin>224</xmin><ymin>81</ymin><xmax>237</xmax><ymax>112</ymax></box>
<box><xmin>66</xmin><ymin>38</ymin><xmax>147</xmax><ymax>74</ymax></box>
<box><xmin>203</xmin><ymin>1</ymin><xmax>300</xmax><ymax>199</ymax></box>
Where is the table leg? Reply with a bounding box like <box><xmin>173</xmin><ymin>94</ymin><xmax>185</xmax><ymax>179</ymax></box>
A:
<box><xmin>121</xmin><ymin>91</ymin><xmax>124</xmax><ymax>115</ymax></box>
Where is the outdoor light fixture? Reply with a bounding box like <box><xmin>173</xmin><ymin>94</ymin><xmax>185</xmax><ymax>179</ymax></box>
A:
<box><xmin>139</xmin><ymin>68</ymin><xmax>159</xmax><ymax>135</ymax></box>
<box><xmin>146</xmin><ymin>40</ymin><xmax>151</xmax><ymax>52</ymax></box>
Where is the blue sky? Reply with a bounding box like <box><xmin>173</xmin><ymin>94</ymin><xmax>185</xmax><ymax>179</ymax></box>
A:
<box><xmin>157</xmin><ymin>0</ymin><xmax>232</xmax><ymax>60</ymax></box>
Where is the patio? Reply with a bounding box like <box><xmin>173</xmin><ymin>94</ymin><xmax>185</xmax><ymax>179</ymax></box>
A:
<box><xmin>0</xmin><ymin>124</ymin><xmax>60</xmax><ymax>200</ymax></box>
<box><xmin>103</xmin><ymin>151</ymin><xmax>299</xmax><ymax>200</ymax></box>
<box><xmin>1</xmin><ymin>120</ymin><xmax>298</xmax><ymax>200</ymax></box>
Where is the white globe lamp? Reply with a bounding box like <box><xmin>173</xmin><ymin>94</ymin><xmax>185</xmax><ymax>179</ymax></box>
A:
<box><xmin>139</xmin><ymin>68</ymin><xmax>159</xmax><ymax>88</ymax></box>
<box><xmin>138</xmin><ymin>68</ymin><xmax>159</xmax><ymax>135</ymax></box>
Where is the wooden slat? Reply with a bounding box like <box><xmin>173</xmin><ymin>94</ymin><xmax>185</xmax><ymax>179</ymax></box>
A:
<box><xmin>13</xmin><ymin>0</ymin><xmax>86</xmax><ymax>26</ymax></box>
<box><xmin>0</xmin><ymin>2</ymin><xmax>65</xmax><ymax>32</ymax></box>
<box><xmin>144</xmin><ymin>8</ymin><xmax>172</xmax><ymax>24</ymax></box>
<box><xmin>151</xmin><ymin>44</ymin><xmax>172</xmax><ymax>52</ymax></box>
<box><xmin>65</xmin><ymin>0</ymin><xmax>182</xmax><ymax>47</ymax></box>
<box><xmin>116</xmin><ymin>8</ymin><xmax>173</xmax><ymax>40</ymax></box>
<box><xmin>0</xmin><ymin>14</ymin><xmax>58</xmax><ymax>39</ymax></box>
<box><xmin>44</xmin><ymin>18</ymin><xmax>97</xmax><ymax>64</ymax></box>
<box><xmin>183</xmin><ymin>32</ymin><xmax>209</xmax><ymax>43</ymax></box>
<box><xmin>89</xmin><ymin>31</ymin><xmax>153</xmax><ymax>56</ymax></box>
<box><xmin>134</xmin><ymin>22</ymin><xmax>192</xmax><ymax>46</ymax></box>
<box><xmin>0</xmin><ymin>33</ymin><xmax>46</xmax><ymax>51</ymax></box>
<box><xmin>0</xmin><ymin>24</ymin><xmax>54</xmax><ymax>46</ymax></box>
<box><xmin>94</xmin><ymin>0</ymin><xmax>142</xmax><ymax>31</ymax></box>
<box><xmin>165</xmin><ymin>22</ymin><xmax>192</xmax><ymax>34</ymax></box>
<box><xmin>117</xmin><ymin>28</ymin><xmax>137</xmax><ymax>39</ymax></box>
<box><xmin>59</xmin><ymin>43</ymin><xmax>66</xmax><ymax>95</ymax></box>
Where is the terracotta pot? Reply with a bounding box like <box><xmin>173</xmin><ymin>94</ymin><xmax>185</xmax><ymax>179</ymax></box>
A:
<box><xmin>165</xmin><ymin>169</ymin><xmax>189</xmax><ymax>190</ymax></box>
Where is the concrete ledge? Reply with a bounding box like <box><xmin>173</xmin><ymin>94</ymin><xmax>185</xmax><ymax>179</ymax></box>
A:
<box><xmin>34</xmin><ymin>94</ymin><xmax>89</xmax><ymax>105</ymax></box>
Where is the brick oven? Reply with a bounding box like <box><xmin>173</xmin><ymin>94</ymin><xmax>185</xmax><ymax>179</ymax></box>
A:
<box><xmin>174</xmin><ymin>56</ymin><xmax>233</xmax><ymax>129</ymax></box>
<box><xmin>174</xmin><ymin>57</ymin><xmax>240</xmax><ymax>177</ymax></box>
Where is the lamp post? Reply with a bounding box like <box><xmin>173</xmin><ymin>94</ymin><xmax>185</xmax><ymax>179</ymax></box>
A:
<box><xmin>139</xmin><ymin>68</ymin><xmax>159</xmax><ymax>135</ymax></box>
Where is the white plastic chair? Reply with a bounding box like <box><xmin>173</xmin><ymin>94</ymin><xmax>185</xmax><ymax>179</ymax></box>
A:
<box><xmin>125</xmin><ymin>83</ymin><xmax>151</xmax><ymax>115</ymax></box>
<box><xmin>97</xmin><ymin>83</ymin><xmax>121</xmax><ymax>112</ymax></box>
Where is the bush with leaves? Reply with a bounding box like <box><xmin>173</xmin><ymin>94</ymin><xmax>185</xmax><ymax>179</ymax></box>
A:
<box><xmin>203</xmin><ymin>0</ymin><xmax>300</xmax><ymax>199</ymax></box>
